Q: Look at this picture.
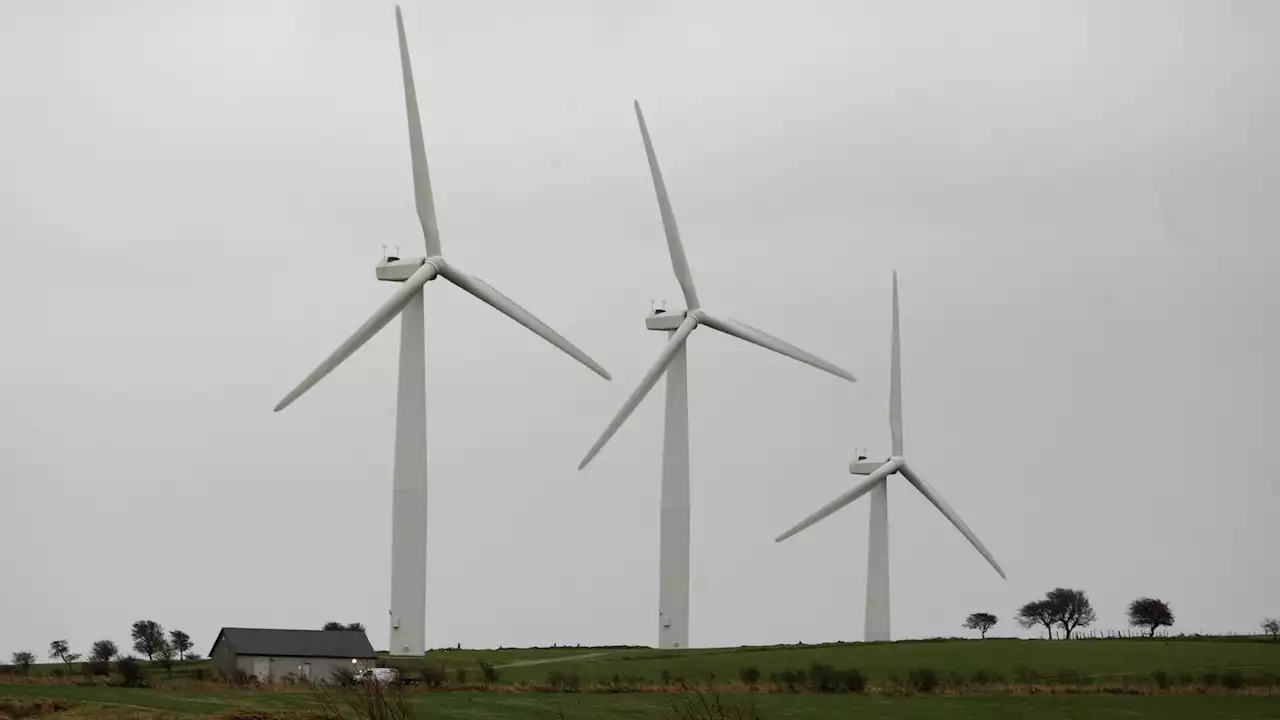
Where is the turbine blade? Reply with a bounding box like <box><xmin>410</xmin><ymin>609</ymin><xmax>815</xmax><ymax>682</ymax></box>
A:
<box><xmin>890</xmin><ymin>271</ymin><xmax>903</xmax><ymax>455</ymax></box>
<box><xmin>697</xmin><ymin>311</ymin><xmax>856</xmax><ymax>383</ymax></box>
<box><xmin>634</xmin><ymin>101</ymin><xmax>699</xmax><ymax>310</ymax></box>
<box><xmin>438</xmin><ymin>263</ymin><xmax>611</xmax><ymax>381</ymax></box>
<box><xmin>579</xmin><ymin>315</ymin><xmax>699</xmax><ymax>469</ymax></box>
<box><xmin>897</xmin><ymin>461</ymin><xmax>1006</xmax><ymax>579</ymax></box>
<box><xmin>395</xmin><ymin>6</ymin><xmax>442</xmax><ymax>256</ymax></box>
<box><xmin>274</xmin><ymin>262</ymin><xmax>438</xmax><ymax>412</ymax></box>
<box><xmin>775</xmin><ymin>459</ymin><xmax>899</xmax><ymax>542</ymax></box>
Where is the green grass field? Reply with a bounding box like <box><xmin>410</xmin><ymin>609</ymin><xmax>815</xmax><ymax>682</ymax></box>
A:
<box><xmin>4</xmin><ymin>637</ymin><xmax>1279</xmax><ymax>719</ymax></box>
<box><xmin>3</xmin><ymin>683</ymin><xmax>1280</xmax><ymax>720</ymax></box>
<box><xmin>416</xmin><ymin>636</ymin><xmax>1280</xmax><ymax>686</ymax></box>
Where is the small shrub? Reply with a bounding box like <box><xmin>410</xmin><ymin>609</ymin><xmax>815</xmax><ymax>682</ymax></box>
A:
<box><xmin>1221</xmin><ymin>669</ymin><xmax>1245</xmax><ymax>690</ymax></box>
<box><xmin>837</xmin><ymin>668</ymin><xmax>866</xmax><ymax>693</ymax></box>
<box><xmin>908</xmin><ymin>667</ymin><xmax>939</xmax><ymax>693</ymax></box>
<box><xmin>807</xmin><ymin>663</ymin><xmax>839</xmax><ymax>693</ymax></box>
<box><xmin>738</xmin><ymin>666</ymin><xmax>761</xmax><ymax>688</ymax></box>
<box><xmin>1201</xmin><ymin>671</ymin><xmax>1220</xmax><ymax>687</ymax></box>
<box><xmin>478</xmin><ymin>660</ymin><xmax>499</xmax><ymax>685</ymax></box>
<box><xmin>1152</xmin><ymin>670</ymin><xmax>1172</xmax><ymax>689</ymax></box>
<box><xmin>454</xmin><ymin>667</ymin><xmax>468</xmax><ymax>685</ymax></box>
<box><xmin>1013</xmin><ymin>665</ymin><xmax>1040</xmax><ymax>684</ymax></box>
<box><xmin>113</xmin><ymin>657</ymin><xmax>147</xmax><ymax>688</ymax></box>
<box><xmin>660</xmin><ymin>669</ymin><xmax>673</xmax><ymax>685</ymax></box>
<box><xmin>192</xmin><ymin>668</ymin><xmax>207</xmax><ymax>681</ymax></box>
<box><xmin>777</xmin><ymin>670</ymin><xmax>800</xmax><ymax>693</ymax></box>
<box><xmin>419</xmin><ymin>664</ymin><xmax>445</xmax><ymax>688</ymax></box>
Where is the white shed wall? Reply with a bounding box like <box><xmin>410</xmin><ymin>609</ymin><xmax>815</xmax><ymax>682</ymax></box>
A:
<box><xmin>234</xmin><ymin>655</ymin><xmax>373</xmax><ymax>683</ymax></box>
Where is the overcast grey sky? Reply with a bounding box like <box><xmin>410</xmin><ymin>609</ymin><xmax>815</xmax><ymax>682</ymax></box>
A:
<box><xmin>2</xmin><ymin>0</ymin><xmax>1278</xmax><ymax>659</ymax></box>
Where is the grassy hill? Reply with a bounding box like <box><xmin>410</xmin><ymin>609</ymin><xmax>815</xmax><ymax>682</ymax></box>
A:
<box><xmin>387</xmin><ymin>636</ymin><xmax>1280</xmax><ymax>687</ymax></box>
<box><xmin>13</xmin><ymin>635</ymin><xmax>1280</xmax><ymax>687</ymax></box>
<box><xmin>4</xmin><ymin>636</ymin><xmax>1278</xmax><ymax>719</ymax></box>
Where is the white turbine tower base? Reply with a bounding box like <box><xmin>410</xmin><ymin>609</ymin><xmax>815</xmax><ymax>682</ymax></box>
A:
<box><xmin>775</xmin><ymin>272</ymin><xmax>1005</xmax><ymax>643</ymax></box>
<box><xmin>579</xmin><ymin>102</ymin><xmax>858</xmax><ymax>650</ymax></box>
<box><xmin>273</xmin><ymin>6</ymin><xmax>610</xmax><ymax>657</ymax></box>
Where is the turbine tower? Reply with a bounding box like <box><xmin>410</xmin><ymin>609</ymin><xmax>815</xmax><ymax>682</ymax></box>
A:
<box><xmin>578</xmin><ymin>102</ymin><xmax>858</xmax><ymax>650</ymax></box>
<box><xmin>775</xmin><ymin>272</ymin><xmax>1005</xmax><ymax>642</ymax></box>
<box><xmin>273</xmin><ymin>6</ymin><xmax>611</xmax><ymax>657</ymax></box>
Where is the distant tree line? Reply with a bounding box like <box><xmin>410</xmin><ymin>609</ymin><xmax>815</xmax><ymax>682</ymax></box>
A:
<box><xmin>962</xmin><ymin>590</ymin><xmax>1258</xmax><ymax>640</ymax></box>
<box><xmin>4</xmin><ymin>620</ymin><xmax>197</xmax><ymax>679</ymax></box>
<box><xmin>5</xmin><ymin>620</ymin><xmax>376</xmax><ymax>678</ymax></box>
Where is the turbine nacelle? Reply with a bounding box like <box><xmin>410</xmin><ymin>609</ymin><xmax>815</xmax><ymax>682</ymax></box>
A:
<box><xmin>850</xmin><ymin>455</ymin><xmax>893</xmax><ymax>475</ymax></box>
<box><xmin>376</xmin><ymin>256</ymin><xmax>433</xmax><ymax>283</ymax></box>
<box><xmin>645</xmin><ymin>308</ymin><xmax>688</xmax><ymax>331</ymax></box>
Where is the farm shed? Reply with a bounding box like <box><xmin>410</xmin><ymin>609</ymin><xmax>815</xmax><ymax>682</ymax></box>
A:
<box><xmin>208</xmin><ymin>627</ymin><xmax>376</xmax><ymax>682</ymax></box>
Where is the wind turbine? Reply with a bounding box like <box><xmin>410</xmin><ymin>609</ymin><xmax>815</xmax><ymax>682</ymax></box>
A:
<box><xmin>578</xmin><ymin>102</ymin><xmax>858</xmax><ymax>650</ymax></box>
<box><xmin>774</xmin><ymin>272</ymin><xmax>1005</xmax><ymax>642</ymax></box>
<box><xmin>273</xmin><ymin>6</ymin><xmax>611</xmax><ymax>657</ymax></box>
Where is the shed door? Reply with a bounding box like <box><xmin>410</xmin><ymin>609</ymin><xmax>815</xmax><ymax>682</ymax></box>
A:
<box><xmin>252</xmin><ymin>657</ymin><xmax>271</xmax><ymax>681</ymax></box>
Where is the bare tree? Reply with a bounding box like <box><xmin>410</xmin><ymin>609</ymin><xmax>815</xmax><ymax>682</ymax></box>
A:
<box><xmin>1263</xmin><ymin>618</ymin><xmax>1280</xmax><ymax>641</ymax></box>
<box><xmin>963</xmin><ymin>612</ymin><xmax>998</xmax><ymax>639</ymax></box>
<box><xmin>11</xmin><ymin>652</ymin><xmax>35</xmax><ymax>676</ymax></box>
<box><xmin>48</xmin><ymin>640</ymin><xmax>81</xmax><ymax>669</ymax></box>
<box><xmin>1046</xmin><ymin>588</ymin><xmax>1097</xmax><ymax>639</ymax></box>
<box><xmin>1016</xmin><ymin>599</ymin><xmax>1055</xmax><ymax>638</ymax></box>
<box><xmin>1127</xmin><ymin>597</ymin><xmax>1174</xmax><ymax>637</ymax></box>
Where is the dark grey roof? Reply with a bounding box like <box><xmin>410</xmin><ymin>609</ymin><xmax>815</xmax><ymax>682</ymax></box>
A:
<box><xmin>210</xmin><ymin>627</ymin><xmax>376</xmax><ymax>659</ymax></box>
